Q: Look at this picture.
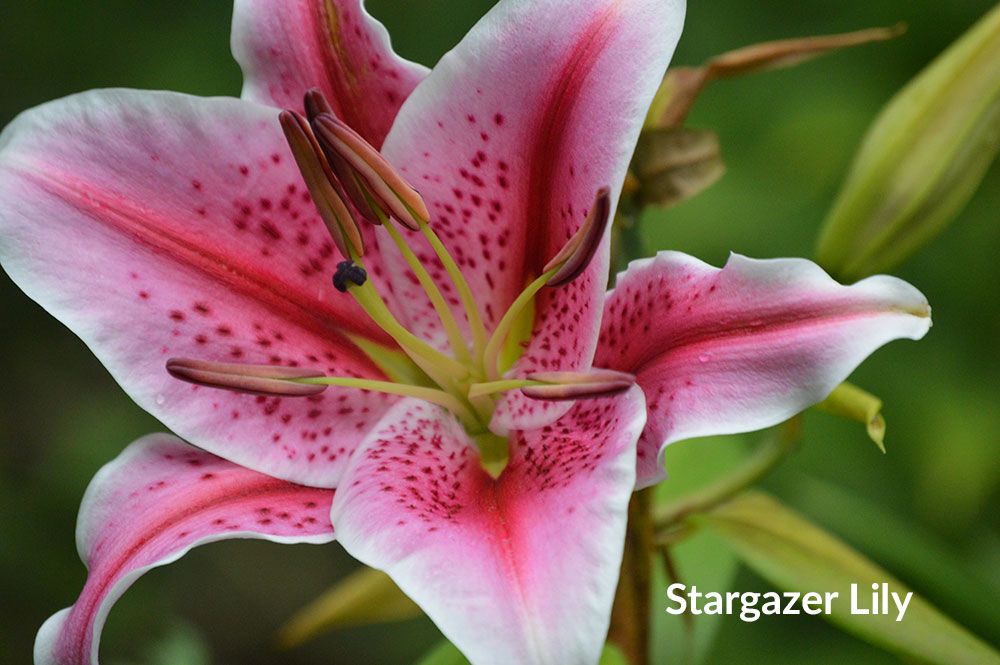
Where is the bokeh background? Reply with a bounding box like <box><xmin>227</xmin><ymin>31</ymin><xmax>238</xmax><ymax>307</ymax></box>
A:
<box><xmin>1</xmin><ymin>1</ymin><xmax>998</xmax><ymax>663</ymax></box>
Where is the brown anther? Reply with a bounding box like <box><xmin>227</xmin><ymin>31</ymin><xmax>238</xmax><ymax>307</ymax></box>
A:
<box><xmin>166</xmin><ymin>358</ymin><xmax>328</xmax><ymax>397</ymax></box>
<box><xmin>544</xmin><ymin>187</ymin><xmax>612</xmax><ymax>287</ymax></box>
<box><xmin>279</xmin><ymin>110</ymin><xmax>365</xmax><ymax>258</ymax></box>
<box><xmin>521</xmin><ymin>368</ymin><xmax>635</xmax><ymax>401</ymax></box>
<box><xmin>303</xmin><ymin>90</ymin><xmax>383</xmax><ymax>226</ymax></box>
<box><xmin>311</xmin><ymin>112</ymin><xmax>429</xmax><ymax>230</ymax></box>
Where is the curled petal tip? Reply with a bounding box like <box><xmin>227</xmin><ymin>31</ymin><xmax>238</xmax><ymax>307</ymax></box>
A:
<box><xmin>544</xmin><ymin>187</ymin><xmax>612</xmax><ymax>287</ymax></box>
<box><xmin>312</xmin><ymin>113</ymin><xmax>429</xmax><ymax>230</ymax></box>
<box><xmin>279</xmin><ymin>109</ymin><xmax>365</xmax><ymax>258</ymax></box>
<box><xmin>166</xmin><ymin>358</ymin><xmax>327</xmax><ymax>397</ymax></box>
<box><xmin>522</xmin><ymin>368</ymin><xmax>635</xmax><ymax>401</ymax></box>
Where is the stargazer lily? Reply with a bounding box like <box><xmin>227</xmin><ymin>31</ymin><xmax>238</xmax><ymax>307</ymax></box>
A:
<box><xmin>0</xmin><ymin>1</ymin><xmax>931</xmax><ymax>664</ymax></box>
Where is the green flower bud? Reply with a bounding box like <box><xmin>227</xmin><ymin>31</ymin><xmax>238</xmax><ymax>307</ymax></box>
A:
<box><xmin>816</xmin><ymin>5</ymin><xmax>1000</xmax><ymax>280</ymax></box>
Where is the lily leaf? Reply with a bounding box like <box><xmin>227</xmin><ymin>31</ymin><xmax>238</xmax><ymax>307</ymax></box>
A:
<box><xmin>276</xmin><ymin>566</ymin><xmax>422</xmax><ymax>649</ymax></box>
<box><xmin>415</xmin><ymin>641</ymin><xmax>471</xmax><ymax>665</ymax></box>
<box><xmin>695</xmin><ymin>490</ymin><xmax>1000</xmax><ymax>665</ymax></box>
<box><xmin>813</xmin><ymin>382</ymin><xmax>887</xmax><ymax>452</ymax></box>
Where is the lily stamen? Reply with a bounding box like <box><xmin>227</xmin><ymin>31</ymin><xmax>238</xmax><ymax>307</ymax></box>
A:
<box><xmin>468</xmin><ymin>369</ymin><xmax>636</xmax><ymax>401</ymax></box>
<box><xmin>302</xmin><ymin>89</ymin><xmax>484</xmax><ymax>371</ymax></box>
<box><xmin>482</xmin><ymin>187</ymin><xmax>612</xmax><ymax>381</ymax></box>
<box><xmin>165</xmin><ymin>358</ymin><xmax>328</xmax><ymax>397</ymax></box>
<box><xmin>312</xmin><ymin>112</ymin><xmax>427</xmax><ymax>230</ymax></box>
<box><xmin>278</xmin><ymin>110</ymin><xmax>364</xmax><ymax>258</ymax></box>
<box><xmin>166</xmin><ymin>358</ymin><xmax>480</xmax><ymax>428</ymax></box>
<box><xmin>374</xmin><ymin>205</ymin><xmax>476</xmax><ymax>368</ymax></box>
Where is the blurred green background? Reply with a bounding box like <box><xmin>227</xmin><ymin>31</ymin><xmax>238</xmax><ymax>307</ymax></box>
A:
<box><xmin>1</xmin><ymin>1</ymin><xmax>998</xmax><ymax>663</ymax></box>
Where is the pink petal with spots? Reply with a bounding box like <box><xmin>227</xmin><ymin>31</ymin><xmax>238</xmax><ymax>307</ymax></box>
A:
<box><xmin>595</xmin><ymin>252</ymin><xmax>932</xmax><ymax>487</ymax></box>
<box><xmin>34</xmin><ymin>433</ymin><xmax>335</xmax><ymax>665</ymax></box>
<box><xmin>376</xmin><ymin>0</ymin><xmax>684</xmax><ymax>433</ymax></box>
<box><xmin>332</xmin><ymin>389</ymin><xmax>645</xmax><ymax>665</ymax></box>
<box><xmin>232</xmin><ymin>0</ymin><xmax>428</xmax><ymax>148</ymax></box>
<box><xmin>0</xmin><ymin>90</ymin><xmax>400</xmax><ymax>488</ymax></box>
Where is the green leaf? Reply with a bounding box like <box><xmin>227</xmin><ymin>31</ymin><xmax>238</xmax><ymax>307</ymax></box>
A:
<box><xmin>598</xmin><ymin>644</ymin><xmax>630</xmax><ymax>665</ymax></box>
<box><xmin>696</xmin><ymin>490</ymin><xmax>1000</xmax><ymax>665</ymax></box>
<box><xmin>275</xmin><ymin>566</ymin><xmax>422</xmax><ymax>648</ymax></box>
<box><xmin>414</xmin><ymin>642</ymin><xmax>471</xmax><ymax>665</ymax></box>
<box><xmin>775</xmin><ymin>474</ymin><xmax>1000</xmax><ymax>643</ymax></box>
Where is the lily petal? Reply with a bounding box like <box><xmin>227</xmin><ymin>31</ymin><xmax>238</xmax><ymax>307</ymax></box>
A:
<box><xmin>232</xmin><ymin>0</ymin><xmax>428</xmax><ymax>147</ymax></box>
<box><xmin>35</xmin><ymin>433</ymin><xmax>335</xmax><ymax>665</ymax></box>
<box><xmin>595</xmin><ymin>252</ymin><xmax>931</xmax><ymax>487</ymax></box>
<box><xmin>331</xmin><ymin>389</ymin><xmax>645</xmax><ymax>665</ymax></box>
<box><xmin>376</xmin><ymin>0</ymin><xmax>684</xmax><ymax>431</ymax></box>
<box><xmin>0</xmin><ymin>90</ymin><xmax>399</xmax><ymax>487</ymax></box>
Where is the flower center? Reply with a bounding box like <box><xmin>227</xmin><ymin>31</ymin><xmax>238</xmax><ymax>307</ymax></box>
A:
<box><xmin>167</xmin><ymin>90</ymin><xmax>632</xmax><ymax>470</ymax></box>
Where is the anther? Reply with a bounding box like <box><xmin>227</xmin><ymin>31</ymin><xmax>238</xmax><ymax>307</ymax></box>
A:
<box><xmin>166</xmin><ymin>358</ymin><xmax>328</xmax><ymax>397</ymax></box>
<box><xmin>312</xmin><ymin>112</ymin><xmax>429</xmax><ymax>230</ymax></box>
<box><xmin>333</xmin><ymin>260</ymin><xmax>368</xmax><ymax>292</ymax></box>
<box><xmin>544</xmin><ymin>187</ymin><xmax>612</xmax><ymax>287</ymax></box>
<box><xmin>279</xmin><ymin>110</ymin><xmax>365</xmax><ymax>258</ymax></box>
<box><xmin>303</xmin><ymin>90</ymin><xmax>383</xmax><ymax>226</ymax></box>
<box><xmin>520</xmin><ymin>368</ymin><xmax>635</xmax><ymax>401</ymax></box>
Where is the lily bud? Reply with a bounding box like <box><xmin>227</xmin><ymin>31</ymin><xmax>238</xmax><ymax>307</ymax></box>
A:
<box><xmin>522</xmin><ymin>369</ymin><xmax>635</xmax><ymax>401</ymax></box>
<box><xmin>312</xmin><ymin>113</ymin><xmax>429</xmax><ymax>230</ymax></box>
<box><xmin>279</xmin><ymin>110</ymin><xmax>365</xmax><ymax>259</ymax></box>
<box><xmin>544</xmin><ymin>187</ymin><xmax>611</xmax><ymax>287</ymax></box>
<box><xmin>816</xmin><ymin>5</ymin><xmax>1000</xmax><ymax>281</ymax></box>
<box><xmin>166</xmin><ymin>358</ymin><xmax>327</xmax><ymax>397</ymax></box>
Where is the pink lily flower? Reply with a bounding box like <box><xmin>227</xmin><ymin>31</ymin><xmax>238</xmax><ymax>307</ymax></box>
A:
<box><xmin>0</xmin><ymin>1</ymin><xmax>931</xmax><ymax>664</ymax></box>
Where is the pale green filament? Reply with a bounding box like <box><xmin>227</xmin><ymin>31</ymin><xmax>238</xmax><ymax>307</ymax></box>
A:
<box><xmin>468</xmin><ymin>379</ymin><xmax>545</xmax><ymax>398</ymax></box>
<box><xmin>347</xmin><ymin>274</ymin><xmax>469</xmax><ymax>382</ymax></box>
<box><xmin>377</xmin><ymin>208</ymin><xmax>474</xmax><ymax>368</ymax></box>
<box><xmin>482</xmin><ymin>266</ymin><xmax>559</xmax><ymax>382</ymax></box>
<box><xmin>293</xmin><ymin>376</ymin><xmax>479</xmax><ymax>427</ymax></box>
<box><xmin>416</xmin><ymin>218</ymin><xmax>489</xmax><ymax>365</ymax></box>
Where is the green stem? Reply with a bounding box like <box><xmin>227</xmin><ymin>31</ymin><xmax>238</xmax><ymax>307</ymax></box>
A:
<box><xmin>608</xmin><ymin>488</ymin><xmax>654</xmax><ymax>665</ymax></box>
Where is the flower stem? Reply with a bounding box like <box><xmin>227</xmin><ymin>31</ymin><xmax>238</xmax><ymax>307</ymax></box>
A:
<box><xmin>608</xmin><ymin>487</ymin><xmax>654</xmax><ymax>665</ymax></box>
